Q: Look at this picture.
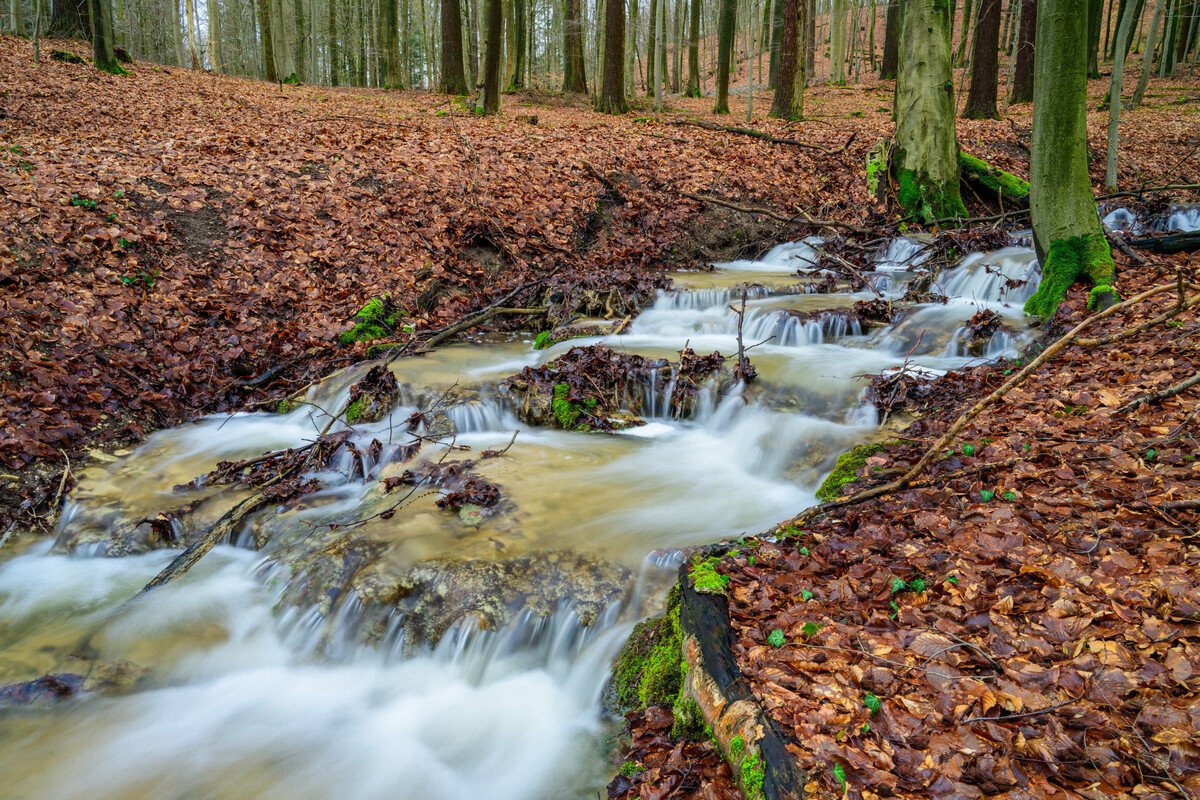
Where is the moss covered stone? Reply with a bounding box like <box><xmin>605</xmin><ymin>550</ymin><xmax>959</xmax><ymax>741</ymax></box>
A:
<box><xmin>816</xmin><ymin>443</ymin><xmax>884</xmax><ymax>502</ymax></box>
<box><xmin>959</xmin><ymin>153</ymin><xmax>1030</xmax><ymax>204</ymax></box>
<box><xmin>1024</xmin><ymin>234</ymin><xmax>1116</xmax><ymax>319</ymax></box>
<box><xmin>552</xmin><ymin>383</ymin><xmax>581</xmax><ymax>428</ymax></box>
<box><xmin>339</xmin><ymin>297</ymin><xmax>406</xmax><ymax>346</ymax></box>
<box><xmin>610</xmin><ymin>586</ymin><xmax>684</xmax><ymax>711</ymax></box>
<box><xmin>277</xmin><ymin>398</ymin><xmax>297</xmax><ymax>414</ymax></box>
<box><xmin>51</xmin><ymin>50</ymin><xmax>86</xmax><ymax>64</ymax></box>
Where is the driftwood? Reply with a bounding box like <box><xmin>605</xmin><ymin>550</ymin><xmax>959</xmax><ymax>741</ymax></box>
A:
<box><xmin>670</xmin><ymin>119</ymin><xmax>857</xmax><ymax>155</ymax></box>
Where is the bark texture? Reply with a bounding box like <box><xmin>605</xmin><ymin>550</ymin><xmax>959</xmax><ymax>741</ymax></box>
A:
<box><xmin>563</xmin><ymin>0</ymin><xmax>587</xmax><ymax>92</ymax></box>
<box><xmin>440</xmin><ymin>0</ymin><xmax>469</xmax><ymax>92</ymax></box>
<box><xmin>1010</xmin><ymin>0</ymin><xmax>1036</xmax><ymax>102</ymax></box>
<box><xmin>892</xmin><ymin>0</ymin><xmax>965</xmax><ymax>221</ymax></box>
<box><xmin>962</xmin><ymin>0</ymin><xmax>1001</xmax><ymax>118</ymax></box>
<box><xmin>713</xmin><ymin>0</ymin><xmax>737</xmax><ymax>112</ymax></box>
<box><xmin>685</xmin><ymin>0</ymin><xmax>700</xmax><ymax>95</ymax></box>
<box><xmin>1026</xmin><ymin>0</ymin><xmax>1116</xmax><ymax>318</ymax></box>
<box><xmin>880</xmin><ymin>0</ymin><xmax>898</xmax><ymax>78</ymax></box>
<box><xmin>769</xmin><ymin>0</ymin><xmax>799</xmax><ymax>117</ymax></box>
<box><xmin>481</xmin><ymin>0</ymin><xmax>502</xmax><ymax>112</ymax></box>
<box><xmin>595</xmin><ymin>0</ymin><xmax>629</xmax><ymax>112</ymax></box>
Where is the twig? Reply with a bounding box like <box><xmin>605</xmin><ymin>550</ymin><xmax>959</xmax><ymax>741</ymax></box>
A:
<box><xmin>483</xmin><ymin>430</ymin><xmax>520</xmax><ymax>457</ymax></box>
<box><xmin>961</xmin><ymin>693</ymin><xmax>1084</xmax><ymax>724</ymax></box>
<box><xmin>808</xmin><ymin>243</ymin><xmax>884</xmax><ymax>298</ymax></box>
<box><xmin>421</xmin><ymin>307</ymin><xmax>544</xmax><ymax>350</ymax></box>
<box><xmin>1077</xmin><ymin>287</ymin><xmax>1200</xmax><ymax>348</ymax></box>
<box><xmin>1117</xmin><ymin>371</ymin><xmax>1200</xmax><ymax>413</ymax></box>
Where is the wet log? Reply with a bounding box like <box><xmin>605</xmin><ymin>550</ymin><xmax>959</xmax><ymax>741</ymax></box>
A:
<box><xmin>677</xmin><ymin>561</ymin><xmax>806</xmax><ymax>800</ymax></box>
<box><xmin>1128</xmin><ymin>231</ymin><xmax>1200</xmax><ymax>254</ymax></box>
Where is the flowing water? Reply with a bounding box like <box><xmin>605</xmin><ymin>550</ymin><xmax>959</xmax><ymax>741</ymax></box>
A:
<box><xmin>0</xmin><ymin>237</ymin><xmax>1044</xmax><ymax>800</ymax></box>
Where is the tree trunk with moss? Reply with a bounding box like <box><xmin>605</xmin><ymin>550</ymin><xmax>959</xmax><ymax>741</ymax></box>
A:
<box><xmin>1132</xmin><ymin>0</ymin><xmax>1164</xmax><ymax>105</ymax></box>
<box><xmin>89</xmin><ymin>0</ymin><xmax>123</xmax><ymax>72</ymax></box>
<box><xmin>1025</xmin><ymin>0</ymin><xmax>1117</xmax><ymax>318</ymax></box>
<box><xmin>685</xmin><ymin>0</ymin><xmax>701</xmax><ymax>94</ymax></box>
<box><xmin>1010</xmin><ymin>0</ymin><xmax>1036</xmax><ymax>102</ymax></box>
<box><xmin>480</xmin><ymin>0</ymin><xmax>503</xmax><ymax>111</ymax></box>
<box><xmin>1086</xmin><ymin>0</ymin><xmax>1103</xmax><ymax>76</ymax></box>
<box><xmin>595</xmin><ymin>0</ymin><xmax>628</xmax><ymax>112</ymax></box>
<box><xmin>962</xmin><ymin>0</ymin><xmax>1001</xmax><ymax>117</ymax></box>
<box><xmin>508</xmin><ymin>0</ymin><xmax>526</xmax><ymax>87</ymax></box>
<box><xmin>440</xmin><ymin>0</ymin><xmax>469</xmax><ymax>92</ymax></box>
<box><xmin>713</xmin><ymin>0</ymin><xmax>737</xmax><ymax>112</ymax></box>
<box><xmin>892</xmin><ymin>0</ymin><xmax>965</xmax><ymax>222</ymax></box>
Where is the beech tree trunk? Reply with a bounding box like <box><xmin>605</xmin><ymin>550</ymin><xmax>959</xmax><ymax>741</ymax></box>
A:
<box><xmin>440</xmin><ymin>0</ymin><xmax>469</xmax><ymax>91</ymax></box>
<box><xmin>563</xmin><ymin>0</ymin><xmax>587</xmax><ymax>91</ymax></box>
<box><xmin>893</xmin><ymin>0</ymin><xmax>964</xmax><ymax>220</ymax></box>
<box><xmin>713</xmin><ymin>0</ymin><xmax>736</xmax><ymax>111</ymax></box>
<box><xmin>480</xmin><ymin>0</ymin><xmax>502</xmax><ymax>111</ymax></box>
<box><xmin>1133</xmin><ymin>0</ymin><xmax>1164</xmax><ymax>104</ymax></box>
<box><xmin>1026</xmin><ymin>0</ymin><xmax>1116</xmax><ymax>317</ymax></box>
<box><xmin>207</xmin><ymin>0</ymin><xmax>221</xmax><ymax>71</ymax></box>
<box><xmin>89</xmin><ymin>0</ymin><xmax>119</xmax><ymax>70</ymax></box>
<box><xmin>829</xmin><ymin>0</ymin><xmax>846</xmax><ymax>82</ymax></box>
<box><xmin>685</xmin><ymin>0</ymin><xmax>700</xmax><ymax>94</ymax></box>
<box><xmin>186</xmin><ymin>0</ymin><xmax>201</xmax><ymax>68</ymax></box>
<box><xmin>11</xmin><ymin>0</ymin><xmax>27</xmax><ymax>36</ymax></box>
<box><xmin>326</xmin><ymin>0</ymin><xmax>337</xmax><ymax>83</ymax></box>
<box><xmin>880</xmin><ymin>0</ymin><xmax>898</xmax><ymax>78</ymax></box>
<box><xmin>1105</xmin><ymin>0</ymin><xmax>1137</xmax><ymax>188</ymax></box>
<box><xmin>595</xmin><ymin>0</ymin><xmax>628</xmax><ymax>111</ymax></box>
<box><xmin>955</xmin><ymin>0</ymin><xmax>973</xmax><ymax>65</ymax></box>
<box><xmin>1009</xmin><ymin>0</ymin><xmax>1036</xmax><ymax>101</ymax></box>
<box><xmin>769</xmin><ymin>0</ymin><xmax>798</xmax><ymax>116</ymax></box>
<box><xmin>1087</xmin><ymin>0</ymin><xmax>1103</xmax><ymax>76</ymax></box>
<box><xmin>508</xmin><ymin>0</ymin><xmax>526</xmax><ymax>86</ymax></box>
<box><xmin>962</xmin><ymin>0</ymin><xmax>1001</xmax><ymax>117</ymax></box>
<box><xmin>171</xmin><ymin>0</ymin><xmax>186</xmax><ymax>66</ymax></box>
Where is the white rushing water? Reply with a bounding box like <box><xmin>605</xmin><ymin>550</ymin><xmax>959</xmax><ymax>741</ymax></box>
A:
<box><xmin>0</xmin><ymin>237</ymin><xmax>1044</xmax><ymax>800</ymax></box>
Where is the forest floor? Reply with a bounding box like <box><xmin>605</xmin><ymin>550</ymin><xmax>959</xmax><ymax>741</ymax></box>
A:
<box><xmin>2</xmin><ymin>34</ymin><xmax>1200</xmax><ymax>799</ymax></box>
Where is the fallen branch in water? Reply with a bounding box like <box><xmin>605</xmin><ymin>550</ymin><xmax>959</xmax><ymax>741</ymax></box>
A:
<box><xmin>421</xmin><ymin>307</ymin><xmax>544</xmax><ymax>350</ymax></box>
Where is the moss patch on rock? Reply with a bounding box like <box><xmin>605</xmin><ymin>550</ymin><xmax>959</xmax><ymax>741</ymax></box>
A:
<box><xmin>1024</xmin><ymin>234</ymin><xmax>1116</xmax><ymax>319</ymax></box>
<box><xmin>816</xmin><ymin>443</ymin><xmax>885</xmax><ymax>502</ymax></box>
<box><xmin>689</xmin><ymin>555</ymin><xmax>731</xmax><ymax>595</ymax></box>
<box><xmin>339</xmin><ymin>296</ymin><xmax>407</xmax><ymax>346</ymax></box>
<box><xmin>610</xmin><ymin>586</ymin><xmax>684</xmax><ymax>712</ymax></box>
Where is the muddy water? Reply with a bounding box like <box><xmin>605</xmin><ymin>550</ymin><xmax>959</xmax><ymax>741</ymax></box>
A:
<box><xmin>0</xmin><ymin>238</ymin><xmax>1042</xmax><ymax>800</ymax></box>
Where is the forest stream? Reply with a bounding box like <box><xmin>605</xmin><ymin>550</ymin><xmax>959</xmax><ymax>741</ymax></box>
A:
<box><xmin>0</xmin><ymin>234</ymin><xmax>1070</xmax><ymax>799</ymax></box>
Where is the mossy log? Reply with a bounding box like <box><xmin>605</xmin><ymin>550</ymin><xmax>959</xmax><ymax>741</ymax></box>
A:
<box><xmin>1128</xmin><ymin>231</ymin><xmax>1200</xmax><ymax>254</ymax></box>
<box><xmin>676</xmin><ymin>560</ymin><xmax>807</xmax><ymax>800</ymax></box>
<box><xmin>959</xmin><ymin>153</ymin><xmax>1030</xmax><ymax>207</ymax></box>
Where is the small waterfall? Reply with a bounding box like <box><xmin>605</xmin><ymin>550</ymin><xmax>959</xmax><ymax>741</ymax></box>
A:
<box><xmin>874</xmin><ymin>237</ymin><xmax>931</xmax><ymax>271</ymax></box>
<box><xmin>1103</xmin><ymin>207</ymin><xmax>1139</xmax><ymax>233</ymax></box>
<box><xmin>445</xmin><ymin>398</ymin><xmax>516</xmax><ymax>433</ymax></box>
<box><xmin>1168</xmin><ymin>206</ymin><xmax>1200</xmax><ymax>233</ymax></box>
<box><xmin>936</xmin><ymin>246</ymin><xmax>1041</xmax><ymax>304</ymax></box>
<box><xmin>717</xmin><ymin>238</ymin><xmax>821</xmax><ymax>272</ymax></box>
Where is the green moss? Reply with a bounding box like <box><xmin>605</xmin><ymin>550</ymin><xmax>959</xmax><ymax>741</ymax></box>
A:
<box><xmin>610</xmin><ymin>586</ymin><xmax>684</xmax><ymax>711</ymax></box>
<box><xmin>552</xmin><ymin>383</ymin><xmax>582</xmax><ymax>428</ymax></box>
<box><xmin>690</xmin><ymin>555</ymin><xmax>731</xmax><ymax>595</ymax></box>
<box><xmin>671</xmin><ymin>695</ymin><xmax>705</xmax><ymax>738</ymax></box>
<box><xmin>741</xmin><ymin>749</ymin><xmax>766</xmax><ymax>800</ymax></box>
<box><xmin>959</xmin><ymin>153</ymin><xmax>1030</xmax><ymax>202</ymax></box>
<box><xmin>344</xmin><ymin>396</ymin><xmax>367</xmax><ymax>425</ymax></box>
<box><xmin>729</xmin><ymin>735</ymin><xmax>745</xmax><ymax>762</ymax></box>
<box><xmin>277</xmin><ymin>399</ymin><xmax>296</xmax><ymax>414</ymax></box>
<box><xmin>533</xmin><ymin>331</ymin><xmax>551</xmax><ymax>350</ymax></box>
<box><xmin>50</xmin><ymin>49</ymin><xmax>86</xmax><ymax>64</ymax></box>
<box><xmin>1024</xmin><ymin>235</ymin><xmax>1116</xmax><ymax>319</ymax></box>
<box><xmin>339</xmin><ymin>297</ymin><xmax>406</xmax><ymax>346</ymax></box>
<box><xmin>96</xmin><ymin>60</ymin><xmax>131</xmax><ymax>75</ymax></box>
<box><xmin>816</xmin><ymin>444</ymin><xmax>884</xmax><ymax>502</ymax></box>
<box><xmin>1088</xmin><ymin>284</ymin><xmax>1119</xmax><ymax>309</ymax></box>
<box><xmin>895</xmin><ymin>167</ymin><xmax>968</xmax><ymax>223</ymax></box>
<box><xmin>865</xmin><ymin>146</ymin><xmax>888</xmax><ymax>198</ymax></box>
<box><xmin>619</xmin><ymin>760</ymin><xmax>640</xmax><ymax>776</ymax></box>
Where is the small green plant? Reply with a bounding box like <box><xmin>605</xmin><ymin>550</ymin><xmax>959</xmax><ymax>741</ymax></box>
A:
<box><xmin>690</xmin><ymin>555</ymin><xmax>731</xmax><ymax>594</ymax></box>
<box><xmin>800</xmin><ymin>589</ymin><xmax>814</xmax><ymax>601</ymax></box>
<box><xmin>1002</xmin><ymin>491</ymin><xmax>1017</xmax><ymax>501</ymax></box>
<box><xmin>1145</xmin><ymin>448</ymin><xmax>1158</xmax><ymax>461</ymax></box>
<box><xmin>890</xmin><ymin>577</ymin><xmax>907</xmax><ymax>594</ymax></box>
<box><xmin>619</xmin><ymin>760</ymin><xmax>640</xmax><ymax>776</ymax></box>
<box><xmin>798</xmin><ymin>546</ymin><xmax>810</xmax><ymax>556</ymax></box>
<box><xmin>863</xmin><ymin>692</ymin><xmax>882</xmax><ymax>715</ymax></box>
<box><xmin>944</xmin><ymin>574</ymin><xmax>959</xmax><ymax>585</ymax></box>
<box><xmin>861</xmin><ymin>721</ymin><xmax>871</xmax><ymax>733</ymax></box>
<box><xmin>833</xmin><ymin>762</ymin><xmax>847</xmax><ymax>791</ymax></box>
<box><xmin>729</xmin><ymin>735</ymin><xmax>745</xmax><ymax>762</ymax></box>
<box><xmin>71</xmin><ymin>194</ymin><xmax>98</xmax><ymax>209</ymax></box>
<box><xmin>119</xmin><ymin>268</ymin><xmax>158</xmax><ymax>288</ymax></box>
<box><xmin>118</xmin><ymin>238</ymin><xmax>132</xmax><ymax>249</ymax></box>
<box><xmin>980</xmin><ymin>490</ymin><xmax>995</xmax><ymax>502</ymax></box>
<box><xmin>767</xmin><ymin>629</ymin><xmax>786</xmax><ymax>647</ymax></box>
<box><xmin>961</xmin><ymin>443</ymin><xmax>976</xmax><ymax>456</ymax></box>
<box><xmin>801</xmin><ymin>621</ymin><xmax>823</xmax><ymax>638</ymax></box>
<box><xmin>891</xmin><ymin>576</ymin><xmax>926</xmax><ymax>595</ymax></box>
<box><xmin>741</xmin><ymin>749</ymin><xmax>765</xmax><ymax>800</ymax></box>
